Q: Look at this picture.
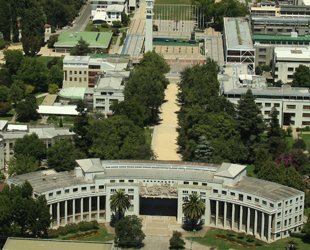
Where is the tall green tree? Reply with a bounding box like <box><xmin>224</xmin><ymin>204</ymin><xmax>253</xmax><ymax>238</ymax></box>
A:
<box><xmin>291</xmin><ymin>65</ymin><xmax>310</xmax><ymax>88</ymax></box>
<box><xmin>13</xmin><ymin>133</ymin><xmax>46</xmax><ymax>161</ymax></box>
<box><xmin>114</xmin><ymin>215</ymin><xmax>145</xmax><ymax>247</ymax></box>
<box><xmin>110</xmin><ymin>189</ymin><xmax>131</xmax><ymax>221</ymax></box>
<box><xmin>182</xmin><ymin>193</ymin><xmax>206</xmax><ymax>229</ymax></box>
<box><xmin>194</xmin><ymin>136</ymin><xmax>213</xmax><ymax>162</ymax></box>
<box><xmin>170</xmin><ymin>231</ymin><xmax>186</xmax><ymax>249</ymax></box>
<box><xmin>8</xmin><ymin>154</ymin><xmax>39</xmax><ymax>177</ymax></box>
<box><xmin>267</xmin><ymin>107</ymin><xmax>287</xmax><ymax>158</ymax></box>
<box><xmin>70</xmin><ymin>37</ymin><xmax>92</xmax><ymax>56</ymax></box>
<box><xmin>20</xmin><ymin>0</ymin><xmax>46</xmax><ymax>56</ymax></box>
<box><xmin>47</xmin><ymin>65</ymin><xmax>63</xmax><ymax>88</ymax></box>
<box><xmin>9</xmin><ymin>80</ymin><xmax>25</xmax><ymax>107</ymax></box>
<box><xmin>257</xmin><ymin>160</ymin><xmax>285</xmax><ymax>184</ymax></box>
<box><xmin>0</xmin><ymin>0</ymin><xmax>11</xmax><ymax>41</ymax></box>
<box><xmin>16</xmin><ymin>95</ymin><xmax>39</xmax><ymax>122</ymax></box>
<box><xmin>47</xmin><ymin>138</ymin><xmax>86</xmax><ymax>172</ymax></box>
<box><xmin>138</xmin><ymin>51</ymin><xmax>170</xmax><ymax>77</ymax></box>
<box><xmin>235</xmin><ymin>89</ymin><xmax>265</xmax><ymax>162</ymax></box>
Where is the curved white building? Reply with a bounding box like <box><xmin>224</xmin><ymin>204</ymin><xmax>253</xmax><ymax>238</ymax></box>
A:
<box><xmin>7</xmin><ymin>159</ymin><xmax>304</xmax><ymax>242</ymax></box>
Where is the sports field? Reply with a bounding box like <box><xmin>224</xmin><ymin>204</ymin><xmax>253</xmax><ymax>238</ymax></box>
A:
<box><xmin>154</xmin><ymin>4</ymin><xmax>196</xmax><ymax>21</ymax></box>
<box><xmin>155</xmin><ymin>0</ymin><xmax>191</xmax><ymax>4</ymax></box>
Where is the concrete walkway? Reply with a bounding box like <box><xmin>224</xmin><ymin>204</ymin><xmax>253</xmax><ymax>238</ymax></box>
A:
<box><xmin>152</xmin><ymin>78</ymin><xmax>181</xmax><ymax>161</ymax></box>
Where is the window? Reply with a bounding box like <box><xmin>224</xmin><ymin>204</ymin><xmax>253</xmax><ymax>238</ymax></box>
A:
<box><xmin>183</xmin><ymin>196</ymin><xmax>188</xmax><ymax>201</ymax></box>
<box><xmin>255</xmin><ymin>198</ymin><xmax>259</xmax><ymax>203</ymax></box>
<box><xmin>183</xmin><ymin>190</ymin><xmax>188</xmax><ymax>194</ymax></box>
<box><xmin>202</xmin><ymin>183</ymin><xmax>208</xmax><ymax>186</ymax></box>
<box><xmin>277</xmin><ymin>212</ymin><xmax>281</xmax><ymax>217</ymax></box>
<box><xmin>184</xmin><ymin>181</ymin><xmax>189</xmax><ymax>185</ymax></box>
<box><xmin>128</xmin><ymin>204</ymin><xmax>134</xmax><ymax>211</ymax></box>
<box><xmin>289</xmin><ymin>218</ymin><xmax>291</xmax><ymax>225</ymax></box>
<box><xmin>264</xmin><ymin>111</ymin><xmax>270</xmax><ymax>115</ymax></box>
<box><xmin>295</xmin><ymin>216</ymin><xmax>298</xmax><ymax>223</ymax></box>
<box><xmin>270</xmin><ymin>203</ymin><xmax>274</xmax><ymax>208</ymax></box>
<box><xmin>213</xmin><ymin>189</ymin><xmax>218</xmax><ymax>194</ymax></box>
<box><xmin>111</xmin><ymin>189</ymin><xmax>116</xmax><ymax>193</ymax></box>
<box><xmin>265</xmin><ymin>103</ymin><xmax>271</xmax><ymax>107</ymax></box>
<box><xmin>285</xmin><ymin>210</ymin><xmax>288</xmax><ymax>215</ymax></box>
<box><xmin>201</xmin><ymin>192</ymin><xmax>206</xmax><ymax>196</ymax></box>
<box><xmin>119</xmin><ymin>180</ymin><xmax>124</xmax><ymax>183</ymax></box>
<box><xmin>84</xmin><ymin>77</ymin><xmax>87</xmax><ymax>81</ymax></box>
<box><xmin>56</xmin><ymin>191</ymin><xmax>61</xmax><ymax>195</ymax></box>
<box><xmin>79</xmin><ymin>71</ymin><xmax>82</xmax><ymax>74</ymax></box>
<box><xmin>288</xmin><ymin>67</ymin><xmax>294</xmax><ymax>71</ymax></box>
<box><xmin>192</xmin><ymin>191</ymin><xmax>197</xmax><ymax>194</ymax></box>
<box><xmin>300</xmin><ymin>205</ymin><xmax>303</xmax><ymax>210</ymax></box>
<box><xmin>302</xmin><ymin>121</ymin><xmax>310</xmax><ymax>125</ymax></box>
<box><xmin>65</xmin><ymin>189</ymin><xmax>69</xmax><ymax>193</ymax></box>
<box><xmin>285</xmin><ymin>201</ymin><xmax>288</xmax><ymax>206</ymax></box>
<box><xmin>69</xmin><ymin>77</ymin><xmax>72</xmax><ymax>81</ymax></box>
<box><xmin>301</xmin><ymin>196</ymin><xmax>304</xmax><ymax>201</ymax></box>
<box><xmin>193</xmin><ymin>182</ymin><xmax>198</xmax><ymax>185</ymax></box>
<box><xmin>49</xmin><ymin>192</ymin><xmax>53</xmax><ymax>197</ymax></box>
<box><xmin>90</xmin><ymin>186</ymin><xmax>95</xmax><ymax>190</ymax></box>
<box><xmin>74</xmin><ymin>77</ymin><xmax>77</xmax><ymax>81</ymax></box>
<box><xmin>278</xmin><ymin>203</ymin><xmax>282</xmax><ymax>208</ymax></box>
<box><xmin>129</xmin><ymin>189</ymin><xmax>134</xmax><ymax>193</ymax></box>
<box><xmin>262</xmin><ymin>200</ymin><xmax>267</xmax><ymax>205</ymax></box>
<box><xmin>259</xmin><ymin>55</ymin><xmax>266</xmax><ymax>59</ymax></box>
<box><xmin>247</xmin><ymin>196</ymin><xmax>252</xmax><ymax>201</ymax></box>
<box><xmin>231</xmin><ymin>192</ymin><xmax>235</xmax><ymax>196</ymax></box>
<box><xmin>285</xmin><ymin>220</ymin><xmax>287</xmax><ymax>226</ymax></box>
<box><xmin>296</xmin><ymin>197</ymin><xmax>299</xmax><ymax>202</ymax></box>
<box><xmin>222</xmin><ymin>191</ymin><xmax>227</xmax><ymax>195</ymax></box>
<box><xmin>277</xmin><ymin>221</ymin><xmax>281</xmax><ymax>229</ymax></box>
<box><xmin>290</xmin><ymin>200</ymin><xmax>293</xmax><ymax>204</ymax></box>
<box><xmin>99</xmin><ymin>185</ymin><xmax>104</xmax><ymax>189</ymax></box>
<box><xmin>239</xmin><ymin>194</ymin><xmax>244</xmax><ymax>201</ymax></box>
<box><xmin>287</xmin><ymin>105</ymin><xmax>296</xmax><ymax>109</ymax></box>
<box><xmin>295</xmin><ymin>207</ymin><xmax>298</xmax><ymax>212</ymax></box>
<box><xmin>300</xmin><ymin>215</ymin><xmax>302</xmax><ymax>221</ymax></box>
<box><xmin>289</xmin><ymin>209</ymin><xmax>292</xmax><ymax>214</ymax></box>
<box><xmin>82</xmin><ymin>187</ymin><xmax>87</xmax><ymax>191</ymax></box>
<box><xmin>303</xmin><ymin>113</ymin><xmax>310</xmax><ymax>117</ymax></box>
<box><xmin>128</xmin><ymin>195</ymin><xmax>134</xmax><ymax>200</ymax></box>
<box><xmin>274</xmin><ymin>103</ymin><xmax>280</xmax><ymax>107</ymax></box>
<box><xmin>259</xmin><ymin>48</ymin><xmax>267</xmax><ymax>53</ymax></box>
<box><xmin>84</xmin><ymin>71</ymin><xmax>87</xmax><ymax>74</ymax></box>
<box><xmin>73</xmin><ymin>188</ymin><xmax>78</xmax><ymax>192</ymax></box>
<box><xmin>70</xmin><ymin>71</ymin><xmax>72</xmax><ymax>75</ymax></box>
<box><xmin>304</xmin><ymin>105</ymin><xmax>310</xmax><ymax>110</ymax></box>
<box><xmin>110</xmin><ymin>180</ymin><xmax>115</xmax><ymax>183</ymax></box>
<box><xmin>129</xmin><ymin>180</ymin><xmax>134</xmax><ymax>183</ymax></box>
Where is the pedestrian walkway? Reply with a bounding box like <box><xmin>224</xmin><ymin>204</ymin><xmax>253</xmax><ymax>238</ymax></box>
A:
<box><xmin>152</xmin><ymin>78</ymin><xmax>181</xmax><ymax>161</ymax></box>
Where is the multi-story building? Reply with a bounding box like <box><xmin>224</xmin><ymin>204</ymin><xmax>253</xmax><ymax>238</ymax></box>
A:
<box><xmin>62</xmin><ymin>55</ymin><xmax>130</xmax><ymax>88</ymax></box>
<box><xmin>219</xmin><ymin>63</ymin><xmax>310</xmax><ymax>127</ymax></box>
<box><xmin>7</xmin><ymin>159</ymin><xmax>304</xmax><ymax>242</ymax></box>
<box><xmin>223</xmin><ymin>18</ymin><xmax>255</xmax><ymax>70</ymax></box>
<box><xmin>273</xmin><ymin>46</ymin><xmax>310</xmax><ymax>83</ymax></box>
<box><xmin>0</xmin><ymin>124</ymin><xmax>75</xmax><ymax>163</ymax></box>
<box><xmin>251</xmin><ymin>3</ymin><xmax>310</xmax><ymax>17</ymax></box>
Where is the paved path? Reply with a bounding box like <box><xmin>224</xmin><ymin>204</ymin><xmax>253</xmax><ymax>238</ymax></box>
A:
<box><xmin>152</xmin><ymin>78</ymin><xmax>181</xmax><ymax>161</ymax></box>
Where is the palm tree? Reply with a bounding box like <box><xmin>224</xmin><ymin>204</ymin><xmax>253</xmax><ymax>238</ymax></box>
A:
<box><xmin>182</xmin><ymin>193</ymin><xmax>206</xmax><ymax>229</ymax></box>
<box><xmin>110</xmin><ymin>189</ymin><xmax>131</xmax><ymax>221</ymax></box>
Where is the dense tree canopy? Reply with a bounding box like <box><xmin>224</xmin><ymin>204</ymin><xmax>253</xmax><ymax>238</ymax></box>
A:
<box><xmin>115</xmin><ymin>215</ymin><xmax>145</xmax><ymax>247</ymax></box>
<box><xmin>8</xmin><ymin>154</ymin><xmax>39</xmax><ymax>177</ymax></box>
<box><xmin>291</xmin><ymin>65</ymin><xmax>310</xmax><ymax>87</ymax></box>
<box><xmin>0</xmin><ymin>181</ymin><xmax>51</xmax><ymax>237</ymax></box>
<box><xmin>15</xmin><ymin>95</ymin><xmax>39</xmax><ymax>122</ymax></box>
<box><xmin>70</xmin><ymin>38</ymin><xmax>92</xmax><ymax>56</ymax></box>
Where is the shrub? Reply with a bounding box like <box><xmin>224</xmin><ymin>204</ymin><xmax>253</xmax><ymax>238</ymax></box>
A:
<box><xmin>90</xmin><ymin>220</ymin><xmax>100</xmax><ymax>229</ymax></box>
<box><xmin>290</xmin><ymin>232</ymin><xmax>305</xmax><ymax>238</ymax></box>
<box><xmin>170</xmin><ymin>231</ymin><xmax>185</xmax><ymax>249</ymax></box>
<box><xmin>57</xmin><ymin>226</ymin><xmax>67</xmax><ymax>236</ymax></box>
<box><xmin>101</xmin><ymin>23</ymin><xmax>110</xmax><ymax>28</ymax></box>
<box><xmin>112</xmin><ymin>28</ymin><xmax>119</xmax><ymax>36</ymax></box>
<box><xmin>78</xmin><ymin>221</ymin><xmax>94</xmax><ymax>231</ymax></box>
<box><xmin>287</xmin><ymin>126</ymin><xmax>293</xmax><ymax>137</ymax></box>
<box><xmin>47</xmin><ymin>229</ymin><xmax>59</xmax><ymax>238</ymax></box>
<box><xmin>293</xmin><ymin>138</ymin><xmax>307</xmax><ymax>150</ymax></box>
<box><xmin>261</xmin><ymin>65</ymin><xmax>272</xmax><ymax>72</ymax></box>
<box><xmin>112</xmin><ymin>20</ymin><xmax>122</xmax><ymax>28</ymax></box>
<box><xmin>237</xmin><ymin>233</ymin><xmax>245</xmax><ymax>239</ymax></box>
<box><xmin>226</xmin><ymin>230</ymin><xmax>237</xmax><ymax>237</ymax></box>
<box><xmin>247</xmin><ymin>235</ymin><xmax>255</xmax><ymax>242</ymax></box>
<box><xmin>48</xmin><ymin>115</ymin><xmax>58</xmax><ymax>121</ymax></box>
<box><xmin>64</xmin><ymin>223</ymin><xmax>79</xmax><ymax>234</ymax></box>
<box><xmin>120</xmin><ymin>32</ymin><xmax>126</xmax><ymax>46</ymax></box>
<box><xmin>90</xmin><ymin>27</ymin><xmax>100</xmax><ymax>32</ymax></box>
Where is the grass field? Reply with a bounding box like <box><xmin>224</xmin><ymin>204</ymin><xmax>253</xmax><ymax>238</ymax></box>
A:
<box><xmin>36</xmin><ymin>56</ymin><xmax>64</xmax><ymax>66</ymax></box>
<box><xmin>111</xmin><ymin>36</ymin><xmax>118</xmax><ymax>45</ymax></box>
<box><xmin>144</xmin><ymin>128</ymin><xmax>154</xmax><ymax>146</ymax></box>
<box><xmin>155</xmin><ymin>0</ymin><xmax>191</xmax><ymax>4</ymax></box>
<box><xmin>77</xmin><ymin>225</ymin><xmax>115</xmax><ymax>242</ymax></box>
<box><xmin>286</xmin><ymin>135</ymin><xmax>294</xmax><ymax>148</ymax></box>
<box><xmin>84</xmin><ymin>21</ymin><xmax>114</xmax><ymax>32</ymax></box>
<box><xmin>0</xmin><ymin>110</ymin><xmax>15</xmax><ymax>121</ymax></box>
<box><xmin>36</xmin><ymin>96</ymin><xmax>46</xmax><ymax>105</ymax></box>
<box><xmin>246</xmin><ymin>164</ymin><xmax>257</xmax><ymax>178</ymax></box>
<box><xmin>154</xmin><ymin>4</ymin><xmax>195</xmax><ymax>21</ymax></box>
<box><xmin>193</xmin><ymin>228</ymin><xmax>310</xmax><ymax>250</ymax></box>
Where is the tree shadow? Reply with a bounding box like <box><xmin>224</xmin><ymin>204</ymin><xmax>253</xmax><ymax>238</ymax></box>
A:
<box><xmin>181</xmin><ymin>222</ymin><xmax>203</xmax><ymax>232</ymax></box>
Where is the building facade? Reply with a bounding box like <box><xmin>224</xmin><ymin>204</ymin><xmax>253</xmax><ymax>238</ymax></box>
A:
<box><xmin>7</xmin><ymin>159</ymin><xmax>304</xmax><ymax>242</ymax></box>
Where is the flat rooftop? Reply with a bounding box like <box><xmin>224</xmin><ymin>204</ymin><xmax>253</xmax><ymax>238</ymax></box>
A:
<box><xmin>275</xmin><ymin>46</ymin><xmax>310</xmax><ymax>61</ymax></box>
<box><xmin>58</xmin><ymin>87</ymin><xmax>86</xmax><ymax>100</ymax></box>
<box><xmin>254</xmin><ymin>34</ymin><xmax>310</xmax><ymax>43</ymax></box>
<box><xmin>252</xmin><ymin>16</ymin><xmax>310</xmax><ymax>23</ymax></box>
<box><xmin>230</xmin><ymin>177</ymin><xmax>303</xmax><ymax>201</ymax></box>
<box><xmin>8</xmin><ymin>170</ymin><xmax>91</xmax><ymax>193</ymax></box>
<box><xmin>224</xmin><ymin>86</ymin><xmax>310</xmax><ymax>96</ymax></box>
<box><xmin>3</xmin><ymin>238</ymin><xmax>113</xmax><ymax>250</ymax></box>
<box><xmin>54</xmin><ymin>31</ymin><xmax>112</xmax><ymax>48</ymax></box>
<box><xmin>224</xmin><ymin>18</ymin><xmax>253</xmax><ymax>50</ymax></box>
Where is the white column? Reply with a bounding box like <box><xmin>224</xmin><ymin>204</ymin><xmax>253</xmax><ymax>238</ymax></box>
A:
<box><xmin>247</xmin><ymin>207</ymin><xmax>250</xmax><ymax>234</ymax></box>
<box><xmin>65</xmin><ymin>200</ymin><xmax>68</xmax><ymax>225</ymax></box>
<box><xmin>231</xmin><ymin>203</ymin><xmax>235</xmax><ymax>230</ymax></box>
<box><xmin>81</xmin><ymin>198</ymin><xmax>84</xmax><ymax>221</ymax></box>
<box><xmin>223</xmin><ymin>202</ymin><xmax>227</xmax><ymax>229</ymax></box>
<box><xmin>97</xmin><ymin>196</ymin><xmax>100</xmax><ymax>222</ymax></box>
<box><xmin>89</xmin><ymin>197</ymin><xmax>92</xmax><ymax>221</ymax></box>
<box><xmin>57</xmin><ymin>202</ymin><xmax>60</xmax><ymax>227</ymax></box>
<box><xmin>261</xmin><ymin>212</ymin><xmax>265</xmax><ymax>240</ymax></box>
<box><xmin>267</xmin><ymin>214</ymin><xmax>272</xmax><ymax>242</ymax></box>
<box><xmin>215</xmin><ymin>200</ymin><xmax>219</xmax><ymax>226</ymax></box>
<box><xmin>254</xmin><ymin>209</ymin><xmax>257</xmax><ymax>236</ymax></box>
<box><xmin>73</xmin><ymin>199</ymin><xmax>76</xmax><ymax>223</ymax></box>
<box><xmin>50</xmin><ymin>204</ymin><xmax>53</xmax><ymax>228</ymax></box>
<box><xmin>239</xmin><ymin>205</ymin><xmax>243</xmax><ymax>232</ymax></box>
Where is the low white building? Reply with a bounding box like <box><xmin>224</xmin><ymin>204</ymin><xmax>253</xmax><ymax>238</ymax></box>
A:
<box><xmin>93</xmin><ymin>5</ymin><xmax>124</xmax><ymax>25</ymax></box>
<box><xmin>219</xmin><ymin>63</ymin><xmax>310</xmax><ymax>128</ymax></box>
<box><xmin>7</xmin><ymin>159</ymin><xmax>305</xmax><ymax>242</ymax></box>
<box><xmin>0</xmin><ymin>124</ymin><xmax>75</xmax><ymax>164</ymax></box>
<box><xmin>273</xmin><ymin>46</ymin><xmax>310</xmax><ymax>83</ymax></box>
<box><xmin>90</xmin><ymin>0</ymin><xmax>131</xmax><ymax>20</ymax></box>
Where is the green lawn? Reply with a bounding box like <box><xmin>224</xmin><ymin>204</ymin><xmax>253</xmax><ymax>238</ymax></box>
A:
<box><xmin>0</xmin><ymin>110</ymin><xmax>15</xmax><ymax>121</ymax></box>
<box><xmin>77</xmin><ymin>225</ymin><xmax>115</xmax><ymax>242</ymax></box>
<box><xmin>193</xmin><ymin>228</ymin><xmax>310</xmax><ymax>250</ymax></box>
<box><xmin>37</xmin><ymin>96</ymin><xmax>46</xmax><ymax>105</ymax></box>
<box><xmin>111</xmin><ymin>36</ymin><xmax>118</xmax><ymax>45</ymax></box>
<box><xmin>246</xmin><ymin>164</ymin><xmax>257</xmax><ymax>178</ymax></box>
<box><xmin>286</xmin><ymin>136</ymin><xmax>294</xmax><ymax>148</ymax></box>
<box><xmin>35</xmin><ymin>56</ymin><xmax>64</xmax><ymax>66</ymax></box>
<box><xmin>305</xmin><ymin>207</ymin><xmax>310</xmax><ymax>217</ymax></box>
<box><xmin>84</xmin><ymin>21</ymin><xmax>115</xmax><ymax>32</ymax></box>
<box><xmin>144</xmin><ymin>128</ymin><xmax>154</xmax><ymax>146</ymax></box>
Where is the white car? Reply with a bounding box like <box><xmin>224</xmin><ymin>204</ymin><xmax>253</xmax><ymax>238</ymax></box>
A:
<box><xmin>72</xmin><ymin>21</ymin><xmax>76</xmax><ymax>24</ymax></box>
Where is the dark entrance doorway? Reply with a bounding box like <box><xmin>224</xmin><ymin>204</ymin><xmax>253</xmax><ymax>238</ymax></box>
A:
<box><xmin>283</xmin><ymin>113</ymin><xmax>295</xmax><ymax>126</ymax></box>
<box><xmin>139</xmin><ymin>197</ymin><xmax>177</xmax><ymax>217</ymax></box>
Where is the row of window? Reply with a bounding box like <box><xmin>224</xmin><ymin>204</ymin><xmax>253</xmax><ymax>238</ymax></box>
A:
<box><xmin>257</xmin><ymin>102</ymin><xmax>280</xmax><ymax>108</ymax></box>
<box><xmin>48</xmin><ymin>185</ymin><xmax>105</xmax><ymax>197</ymax></box>
<box><xmin>183</xmin><ymin>190</ymin><xmax>206</xmax><ymax>196</ymax></box>
<box><xmin>69</xmin><ymin>70</ymin><xmax>87</xmax><ymax>75</ymax></box>
<box><xmin>69</xmin><ymin>77</ymin><xmax>87</xmax><ymax>82</ymax></box>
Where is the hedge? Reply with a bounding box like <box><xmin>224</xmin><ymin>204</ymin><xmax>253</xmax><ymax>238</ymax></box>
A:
<box><xmin>290</xmin><ymin>232</ymin><xmax>306</xmax><ymax>238</ymax></box>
